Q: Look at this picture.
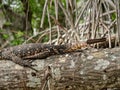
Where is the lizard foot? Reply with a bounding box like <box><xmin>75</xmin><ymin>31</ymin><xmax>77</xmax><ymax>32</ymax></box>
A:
<box><xmin>20</xmin><ymin>60</ymin><xmax>38</xmax><ymax>72</ymax></box>
<box><xmin>23</xmin><ymin>60</ymin><xmax>37</xmax><ymax>67</ymax></box>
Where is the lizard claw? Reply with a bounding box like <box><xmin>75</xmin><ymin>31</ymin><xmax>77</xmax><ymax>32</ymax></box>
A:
<box><xmin>29</xmin><ymin>62</ymin><xmax>37</xmax><ymax>67</ymax></box>
<box><xmin>22</xmin><ymin>60</ymin><xmax>37</xmax><ymax>67</ymax></box>
<box><xmin>28</xmin><ymin>60</ymin><xmax>34</xmax><ymax>63</ymax></box>
<box><xmin>22</xmin><ymin>60</ymin><xmax>36</xmax><ymax>67</ymax></box>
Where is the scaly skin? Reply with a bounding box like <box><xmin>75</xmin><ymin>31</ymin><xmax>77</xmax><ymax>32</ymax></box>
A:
<box><xmin>0</xmin><ymin>43</ymin><xmax>87</xmax><ymax>59</ymax></box>
<box><xmin>0</xmin><ymin>43</ymin><xmax>87</xmax><ymax>71</ymax></box>
<box><xmin>0</xmin><ymin>38</ymin><xmax>106</xmax><ymax>71</ymax></box>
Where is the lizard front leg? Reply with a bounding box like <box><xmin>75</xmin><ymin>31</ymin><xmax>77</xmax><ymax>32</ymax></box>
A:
<box><xmin>23</xmin><ymin>51</ymin><xmax>50</xmax><ymax>59</ymax></box>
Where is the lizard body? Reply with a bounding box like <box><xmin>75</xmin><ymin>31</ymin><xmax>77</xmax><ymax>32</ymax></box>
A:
<box><xmin>0</xmin><ymin>43</ymin><xmax>86</xmax><ymax>59</ymax></box>
<box><xmin>0</xmin><ymin>38</ymin><xmax>106</xmax><ymax>71</ymax></box>
<box><xmin>0</xmin><ymin>43</ymin><xmax>87</xmax><ymax>71</ymax></box>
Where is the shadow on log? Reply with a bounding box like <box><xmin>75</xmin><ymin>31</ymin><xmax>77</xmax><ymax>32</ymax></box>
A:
<box><xmin>0</xmin><ymin>47</ymin><xmax>120</xmax><ymax>90</ymax></box>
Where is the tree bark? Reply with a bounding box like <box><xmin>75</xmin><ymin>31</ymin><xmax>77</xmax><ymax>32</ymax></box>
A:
<box><xmin>0</xmin><ymin>47</ymin><xmax>120</xmax><ymax>90</ymax></box>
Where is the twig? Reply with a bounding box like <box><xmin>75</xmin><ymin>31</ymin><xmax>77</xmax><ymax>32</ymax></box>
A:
<box><xmin>58</xmin><ymin>1</ymin><xmax>72</xmax><ymax>26</ymax></box>
<box><xmin>47</xmin><ymin>7</ymin><xmax>52</xmax><ymax>44</ymax></box>
<box><xmin>100</xmin><ymin>21</ymin><xmax>112</xmax><ymax>48</ymax></box>
<box><xmin>115</xmin><ymin>0</ymin><xmax>120</xmax><ymax>46</ymax></box>
<box><xmin>41</xmin><ymin>66</ymin><xmax>52</xmax><ymax>90</ymax></box>
<box><xmin>23</xmin><ymin>26</ymin><xmax>57</xmax><ymax>44</ymax></box>
<box><xmin>50</xmin><ymin>15</ymin><xmax>74</xmax><ymax>42</ymax></box>
<box><xmin>75</xmin><ymin>0</ymin><xmax>91</xmax><ymax>28</ymax></box>
<box><xmin>40</xmin><ymin>0</ymin><xmax>49</xmax><ymax>28</ymax></box>
<box><xmin>54</xmin><ymin>0</ymin><xmax>60</xmax><ymax>44</ymax></box>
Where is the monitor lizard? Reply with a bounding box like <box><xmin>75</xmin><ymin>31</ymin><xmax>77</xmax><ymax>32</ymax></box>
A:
<box><xmin>0</xmin><ymin>38</ymin><xmax>106</xmax><ymax>71</ymax></box>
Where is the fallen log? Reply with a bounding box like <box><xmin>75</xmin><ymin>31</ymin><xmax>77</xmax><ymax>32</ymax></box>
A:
<box><xmin>0</xmin><ymin>47</ymin><xmax>120</xmax><ymax>90</ymax></box>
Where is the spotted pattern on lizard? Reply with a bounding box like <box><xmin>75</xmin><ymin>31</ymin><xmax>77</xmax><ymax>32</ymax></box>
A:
<box><xmin>0</xmin><ymin>38</ymin><xmax>106</xmax><ymax>71</ymax></box>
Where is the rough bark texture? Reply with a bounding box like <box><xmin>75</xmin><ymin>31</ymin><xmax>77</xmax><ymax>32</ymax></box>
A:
<box><xmin>0</xmin><ymin>47</ymin><xmax>120</xmax><ymax>90</ymax></box>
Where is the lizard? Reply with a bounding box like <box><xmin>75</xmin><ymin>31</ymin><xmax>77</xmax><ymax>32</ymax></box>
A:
<box><xmin>0</xmin><ymin>37</ymin><xmax>106</xmax><ymax>71</ymax></box>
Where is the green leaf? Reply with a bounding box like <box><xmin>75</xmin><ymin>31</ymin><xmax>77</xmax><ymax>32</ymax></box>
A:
<box><xmin>16</xmin><ymin>31</ymin><xmax>24</xmax><ymax>38</ymax></box>
<box><xmin>111</xmin><ymin>13</ymin><xmax>116</xmax><ymax>21</ymax></box>
<box><xmin>3</xmin><ymin>34</ymin><xmax>9</xmax><ymax>39</ymax></box>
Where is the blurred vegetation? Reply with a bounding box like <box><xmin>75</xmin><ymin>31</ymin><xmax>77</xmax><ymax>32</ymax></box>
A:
<box><xmin>0</xmin><ymin>0</ymin><xmax>120</xmax><ymax>48</ymax></box>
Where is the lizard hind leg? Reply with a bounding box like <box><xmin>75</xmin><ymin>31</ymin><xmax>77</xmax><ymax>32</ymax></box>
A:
<box><xmin>11</xmin><ymin>54</ymin><xmax>38</xmax><ymax>72</ymax></box>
